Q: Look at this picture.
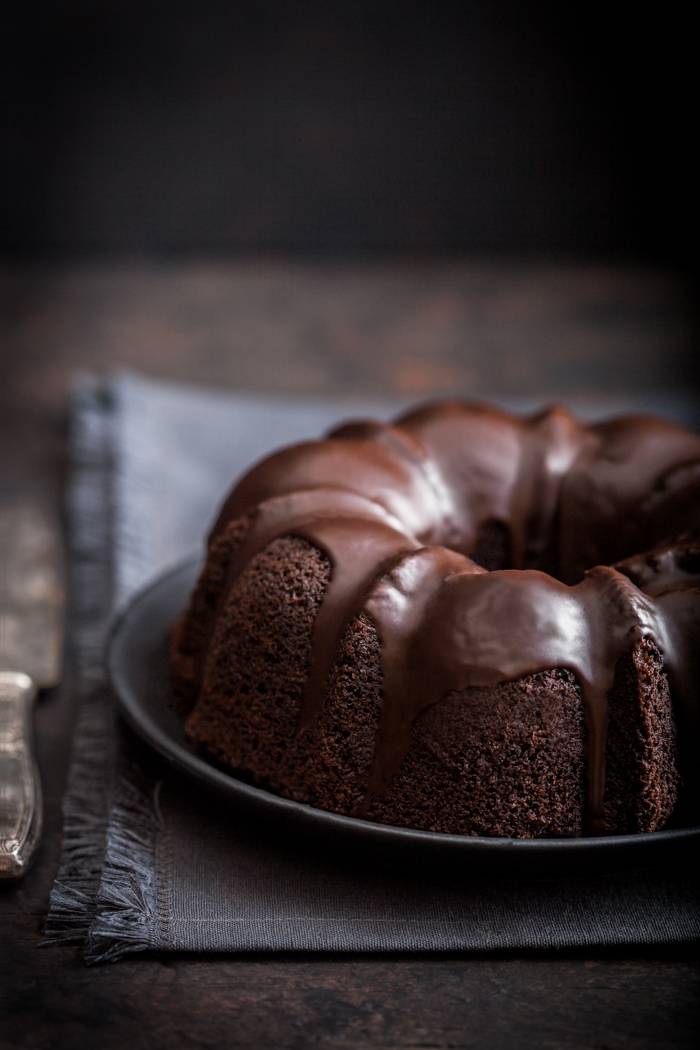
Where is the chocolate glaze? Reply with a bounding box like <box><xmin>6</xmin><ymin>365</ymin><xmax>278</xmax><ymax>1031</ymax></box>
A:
<box><xmin>203</xmin><ymin>403</ymin><xmax>700</xmax><ymax>831</ymax></box>
<box><xmin>617</xmin><ymin>533</ymin><xmax>700</xmax><ymax>736</ymax></box>
<box><xmin>366</xmin><ymin>558</ymin><xmax>669</xmax><ymax>831</ymax></box>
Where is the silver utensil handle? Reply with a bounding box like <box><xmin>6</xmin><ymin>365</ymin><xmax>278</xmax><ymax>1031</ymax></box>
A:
<box><xmin>0</xmin><ymin>671</ymin><xmax>41</xmax><ymax>878</ymax></box>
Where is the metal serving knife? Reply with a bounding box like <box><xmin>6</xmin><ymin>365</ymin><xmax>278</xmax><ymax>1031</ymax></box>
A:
<box><xmin>0</xmin><ymin>502</ymin><xmax>64</xmax><ymax>878</ymax></box>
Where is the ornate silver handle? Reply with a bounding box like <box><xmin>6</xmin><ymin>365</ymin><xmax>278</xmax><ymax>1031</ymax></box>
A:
<box><xmin>0</xmin><ymin>671</ymin><xmax>41</xmax><ymax>878</ymax></box>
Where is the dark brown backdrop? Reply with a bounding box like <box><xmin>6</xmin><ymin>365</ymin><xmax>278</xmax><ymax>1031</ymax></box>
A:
<box><xmin>4</xmin><ymin>1</ymin><xmax>697</xmax><ymax>263</ymax></box>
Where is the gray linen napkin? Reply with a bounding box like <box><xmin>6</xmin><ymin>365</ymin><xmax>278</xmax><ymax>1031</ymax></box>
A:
<box><xmin>44</xmin><ymin>372</ymin><xmax>700</xmax><ymax>963</ymax></box>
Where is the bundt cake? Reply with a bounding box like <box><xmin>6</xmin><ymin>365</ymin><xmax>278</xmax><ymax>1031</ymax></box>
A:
<box><xmin>171</xmin><ymin>402</ymin><xmax>700</xmax><ymax>838</ymax></box>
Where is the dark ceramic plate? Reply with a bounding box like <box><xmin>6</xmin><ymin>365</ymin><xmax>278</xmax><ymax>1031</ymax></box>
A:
<box><xmin>107</xmin><ymin>558</ymin><xmax>700</xmax><ymax>869</ymax></box>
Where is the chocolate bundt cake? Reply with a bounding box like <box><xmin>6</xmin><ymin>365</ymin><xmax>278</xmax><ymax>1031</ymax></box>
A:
<box><xmin>171</xmin><ymin>402</ymin><xmax>700</xmax><ymax>838</ymax></box>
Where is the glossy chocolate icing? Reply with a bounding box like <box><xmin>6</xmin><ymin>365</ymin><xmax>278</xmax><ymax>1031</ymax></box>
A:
<box><xmin>207</xmin><ymin>403</ymin><xmax>700</xmax><ymax>831</ymax></box>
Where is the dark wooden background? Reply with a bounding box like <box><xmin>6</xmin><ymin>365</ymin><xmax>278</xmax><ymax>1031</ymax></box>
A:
<box><xmin>4</xmin><ymin>2</ymin><xmax>697</xmax><ymax>264</ymax></box>
<box><xmin>1</xmin><ymin>259</ymin><xmax>699</xmax><ymax>1049</ymax></box>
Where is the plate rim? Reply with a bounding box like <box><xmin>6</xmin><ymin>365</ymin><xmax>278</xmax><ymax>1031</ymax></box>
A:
<box><xmin>107</xmin><ymin>557</ymin><xmax>700</xmax><ymax>856</ymax></box>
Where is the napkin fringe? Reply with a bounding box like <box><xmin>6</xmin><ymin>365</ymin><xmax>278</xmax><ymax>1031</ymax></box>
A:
<box><xmin>83</xmin><ymin>770</ymin><xmax>162</xmax><ymax>965</ymax></box>
<box><xmin>44</xmin><ymin>380</ymin><xmax>118</xmax><ymax>946</ymax></box>
<box><xmin>42</xmin><ymin>696</ymin><xmax>117</xmax><ymax>944</ymax></box>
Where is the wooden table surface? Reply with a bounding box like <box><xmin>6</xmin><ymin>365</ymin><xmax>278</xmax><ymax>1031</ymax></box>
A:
<box><xmin>1</xmin><ymin>259</ymin><xmax>699</xmax><ymax>1050</ymax></box>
